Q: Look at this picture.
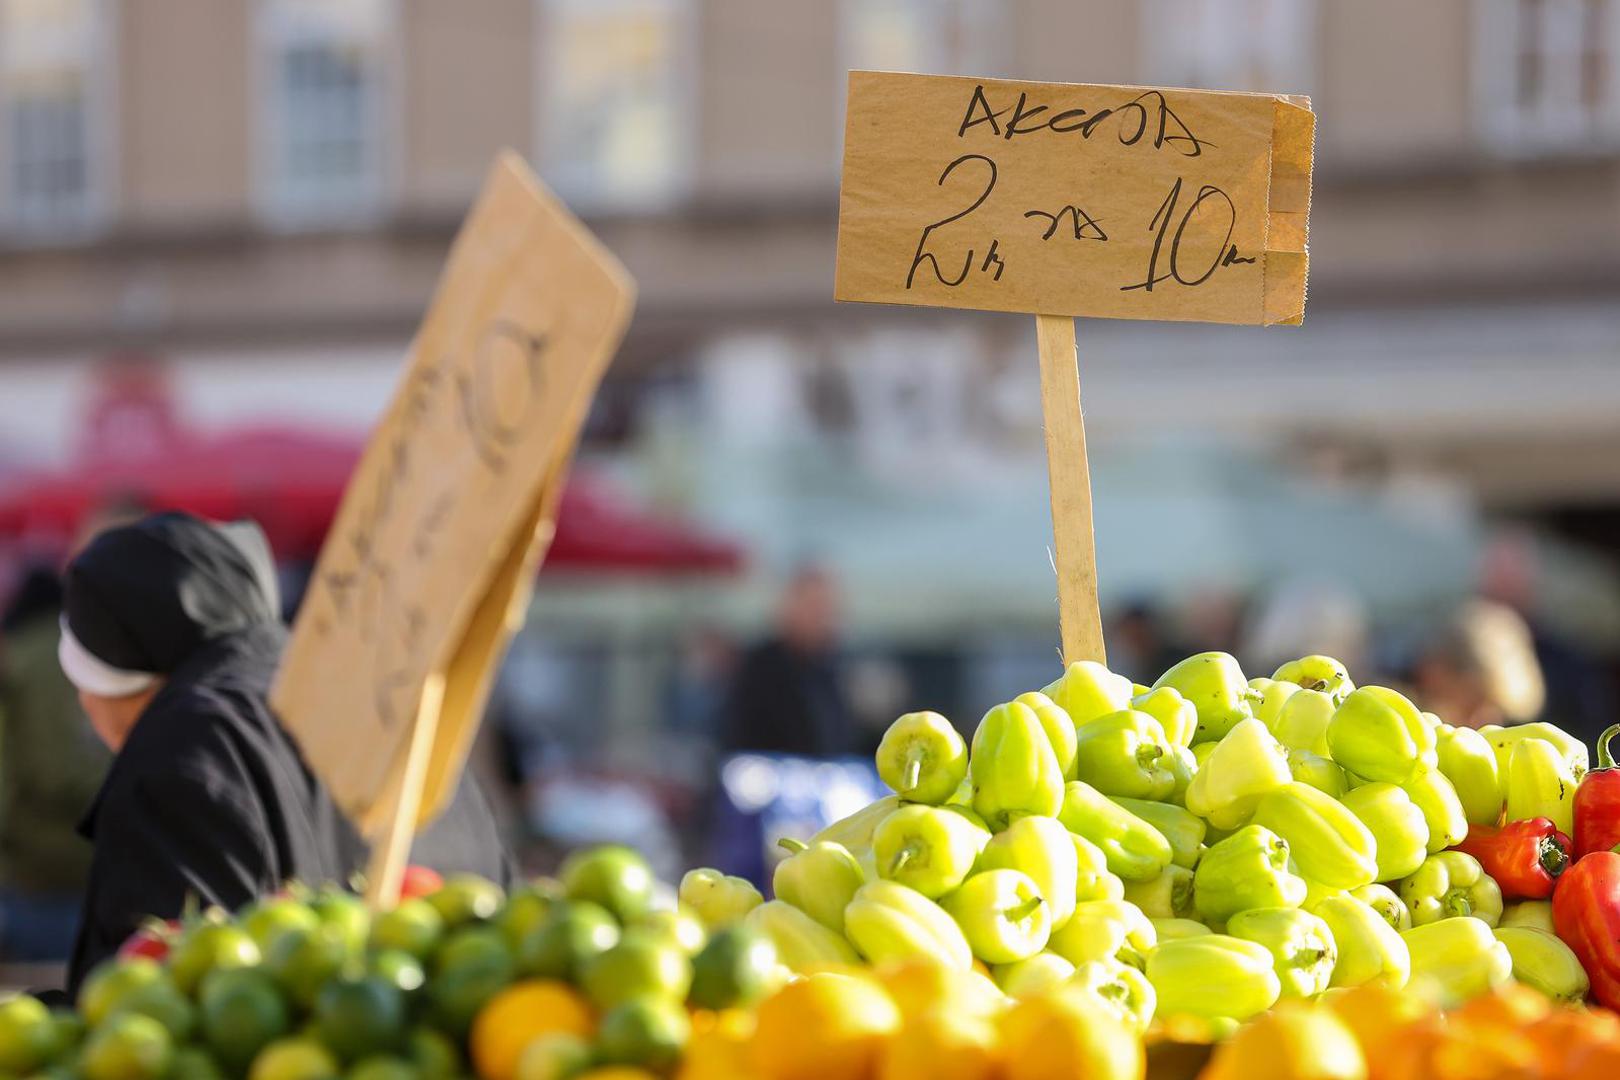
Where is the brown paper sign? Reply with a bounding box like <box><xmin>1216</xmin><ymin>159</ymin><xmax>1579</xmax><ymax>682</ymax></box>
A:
<box><xmin>272</xmin><ymin>151</ymin><xmax>635</xmax><ymax>837</ymax></box>
<box><xmin>835</xmin><ymin>71</ymin><xmax>1314</xmax><ymax>325</ymax></box>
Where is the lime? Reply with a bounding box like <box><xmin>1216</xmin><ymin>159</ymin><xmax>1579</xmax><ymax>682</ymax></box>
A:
<box><xmin>264</xmin><ymin>922</ymin><xmax>360</xmax><ymax>1009</ymax></box>
<box><xmin>633</xmin><ymin>910</ymin><xmax>705</xmax><ymax>956</ymax></box>
<box><xmin>515</xmin><ymin>904</ymin><xmax>618</xmax><ymax>981</ymax></box>
<box><xmin>579</xmin><ymin>935</ymin><xmax>692</xmax><ymax>1011</ymax></box>
<box><xmin>243</xmin><ymin>899</ymin><xmax>322</xmax><ymax>954</ymax></box>
<box><xmin>80</xmin><ymin>1013</ymin><xmax>173</xmax><ymax>1080</ymax></box>
<box><xmin>688</xmin><ymin>925</ymin><xmax>778</xmax><ymax>1010</ymax></box>
<box><xmin>170</xmin><ymin>923</ymin><xmax>262</xmax><ymax>996</ymax></box>
<box><xmin>369</xmin><ymin>951</ymin><xmax>426</xmax><ymax>996</ymax></box>
<box><xmin>171</xmin><ymin>1046</ymin><xmax>228</xmax><ymax>1080</ymax></box>
<box><xmin>404</xmin><ymin>1028</ymin><xmax>460</xmax><ymax>1080</ymax></box>
<box><xmin>493</xmin><ymin>889</ymin><xmax>553</xmax><ymax>948</ymax></box>
<box><xmin>107</xmin><ymin>980</ymin><xmax>196</xmax><ymax>1041</ymax></box>
<box><xmin>198</xmin><ymin>968</ymin><xmax>291</xmax><ymax>1073</ymax></box>
<box><xmin>313</xmin><ymin>975</ymin><xmax>407</xmax><ymax>1063</ymax></box>
<box><xmin>369</xmin><ymin>900</ymin><xmax>443</xmax><ymax>961</ymax></box>
<box><xmin>248</xmin><ymin>1038</ymin><xmax>340</xmax><ymax>1080</ymax></box>
<box><xmin>347</xmin><ymin>1055</ymin><xmax>419</xmax><ymax>1080</ymax></box>
<box><xmin>427</xmin><ymin>928</ymin><xmax>515</xmax><ymax>1038</ymax></box>
<box><xmin>512</xmin><ymin>1033</ymin><xmax>590</xmax><ymax>1080</ymax></box>
<box><xmin>78</xmin><ymin>959</ymin><xmax>166</xmax><ymax>1028</ymax></box>
<box><xmin>559</xmin><ymin>847</ymin><xmax>655</xmax><ymax>924</ymax></box>
<box><xmin>424</xmin><ymin>875</ymin><xmax>503</xmax><ymax>928</ymax></box>
<box><xmin>594</xmin><ymin>999</ymin><xmax>689</xmax><ymax>1072</ymax></box>
<box><xmin>311</xmin><ymin>892</ymin><xmax>371</xmax><ymax>956</ymax></box>
<box><xmin>0</xmin><ymin>995</ymin><xmax>60</xmax><ymax>1075</ymax></box>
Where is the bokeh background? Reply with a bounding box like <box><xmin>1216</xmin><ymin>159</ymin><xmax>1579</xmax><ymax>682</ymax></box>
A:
<box><xmin>2</xmin><ymin>0</ymin><xmax>1619</xmax><ymax>959</ymax></box>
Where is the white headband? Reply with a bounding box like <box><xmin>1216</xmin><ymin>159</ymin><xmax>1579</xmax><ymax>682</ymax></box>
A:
<box><xmin>58</xmin><ymin>616</ymin><xmax>158</xmax><ymax>698</ymax></box>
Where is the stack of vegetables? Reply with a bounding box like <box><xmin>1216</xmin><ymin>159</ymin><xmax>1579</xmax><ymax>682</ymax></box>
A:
<box><xmin>707</xmin><ymin>651</ymin><xmax>1620</xmax><ymax>1027</ymax></box>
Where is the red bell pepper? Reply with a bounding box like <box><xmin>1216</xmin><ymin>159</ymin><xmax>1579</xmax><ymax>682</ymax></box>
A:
<box><xmin>1552</xmin><ymin>850</ymin><xmax>1620</xmax><ymax>1010</ymax></box>
<box><xmin>1456</xmin><ymin>817</ymin><xmax>1571</xmax><ymax>900</ymax></box>
<box><xmin>1574</xmin><ymin>724</ymin><xmax>1620</xmax><ymax>858</ymax></box>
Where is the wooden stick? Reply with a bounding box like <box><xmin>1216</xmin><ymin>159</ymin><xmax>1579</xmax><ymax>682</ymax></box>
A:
<box><xmin>362</xmin><ymin>672</ymin><xmax>446</xmax><ymax>909</ymax></box>
<box><xmin>1035</xmin><ymin>314</ymin><xmax>1106</xmax><ymax>665</ymax></box>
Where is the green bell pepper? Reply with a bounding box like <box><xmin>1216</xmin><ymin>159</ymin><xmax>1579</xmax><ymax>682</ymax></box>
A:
<box><xmin>843</xmin><ymin>879</ymin><xmax>973</xmax><ymax>970</ymax></box>
<box><xmin>743</xmin><ymin>900</ymin><xmax>860</xmax><ymax>973</ymax></box>
<box><xmin>678</xmin><ymin>868</ymin><xmax>763</xmax><ymax>930</ymax></box>
<box><xmin>872</xmin><ymin>804</ymin><xmax>990</xmax><ymax>899</ymax></box>
<box><xmin>1071</xmin><ymin>832</ymin><xmax>1125</xmax><ymax>903</ymax></box>
<box><xmin>1151</xmin><ymin>917</ymin><xmax>1213</xmax><ymax>942</ymax></box>
<box><xmin>1434</xmin><ymin>724</ymin><xmax>1505</xmax><ymax>827</ymax></box>
<box><xmin>1071</xmin><ymin>710</ymin><xmax>1176</xmax><ymax>800</ymax></box>
<box><xmin>1041</xmin><ymin>660</ymin><xmax>1134</xmax><ymax>727</ymax></box>
<box><xmin>1068</xmin><ymin>959</ymin><xmax>1157</xmax><ymax>1032</ymax></box>
<box><xmin>1499</xmin><ymin>899</ymin><xmax>1553</xmax><ymax>933</ymax></box>
<box><xmin>1111</xmin><ymin>798</ymin><xmax>1205</xmax><ymax>870</ymax></box>
<box><xmin>1480</xmin><ymin>721</ymin><xmax>1589</xmax><ymax>781</ymax></box>
<box><xmin>1399</xmin><ymin>851</ymin><xmax>1503</xmax><ymax>927</ymax></box>
<box><xmin>975</xmin><ymin>815</ymin><xmax>1077</xmax><ymax>931</ymax></box>
<box><xmin>1194</xmin><ymin>824</ymin><xmax>1307</xmax><ymax>923</ymax></box>
<box><xmin>1251</xmin><ymin>781</ymin><xmax>1378</xmax><ymax>890</ymax></box>
<box><xmin>1325</xmin><ymin>686</ymin><xmax>1437</xmax><ymax>785</ymax></box>
<box><xmin>1165</xmin><ymin>744</ymin><xmax>1197</xmax><ymax>806</ymax></box>
<box><xmin>1130</xmin><ymin>685</ymin><xmax>1198</xmax><ymax>748</ymax></box>
<box><xmin>1287</xmin><ymin>749</ymin><xmax>1348</xmax><ymax>799</ymax></box>
<box><xmin>1341</xmin><ymin>783</ymin><xmax>1430</xmax><ymax>883</ymax></box>
<box><xmin>1491</xmin><ymin>926</ymin><xmax>1588</xmax><ymax>1003</ymax></box>
<box><xmin>1248</xmin><ymin>677</ymin><xmax>1301</xmax><ymax>731</ymax></box>
<box><xmin>1226</xmin><ymin>906</ymin><xmax>1338</xmax><ymax>997</ymax></box>
<box><xmin>812</xmin><ymin>795</ymin><xmax>900</xmax><ymax>851</ymax></box>
<box><xmin>1152</xmin><ymin>651</ymin><xmax>1254</xmax><ymax>744</ymax></box>
<box><xmin>1184</xmin><ymin>718</ymin><xmax>1292</xmax><ymax>831</ymax></box>
<box><xmin>1312</xmin><ymin>894</ymin><xmax>1409</xmax><ymax>989</ymax></box>
<box><xmin>1272</xmin><ymin>689</ymin><xmax>1335</xmax><ymax>757</ymax></box>
<box><xmin>1348</xmin><ymin>883</ymin><xmax>1412</xmax><ymax>932</ymax></box>
<box><xmin>772</xmin><ymin>838</ymin><xmax>865</xmax><ymax>933</ymax></box>
<box><xmin>940</xmin><ymin>868</ymin><xmax>1051</xmax><ymax>965</ymax></box>
<box><xmin>1013</xmin><ymin>690</ymin><xmax>1078</xmax><ymax>781</ymax></box>
<box><xmin>875</xmin><ymin>711</ymin><xmax>969</xmax><ymax>804</ymax></box>
<box><xmin>1046</xmin><ymin>898</ymin><xmax>1156</xmax><ymax>970</ymax></box>
<box><xmin>1401</xmin><ymin>916</ymin><xmax>1512</xmax><ymax>1008</ymax></box>
<box><xmin>1146</xmin><ymin>934</ymin><xmax>1281</xmax><ymax>1021</ymax></box>
<box><xmin>1122</xmin><ymin>864</ymin><xmax>1196</xmax><ymax>920</ymax></box>
<box><xmin>1504</xmin><ymin>738</ymin><xmax>1576</xmax><ymax>836</ymax></box>
<box><xmin>1057</xmin><ymin>781</ymin><xmax>1172</xmax><ymax>883</ymax></box>
<box><xmin>1271</xmin><ymin>655</ymin><xmax>1354</xmax><ymax>704</ymax></box>
<box><xmin>970</xmin><ymin>700</ymin><xmax>1065</xmax><ymax>830</ymax></box>
<box><xmin>991</xmin><ymin>951</ymin><xmax>1075</xmax><ymax>999</ymax></box>
<box><xmin>1401</xmin><ymin>769</ymin><xmax>1469</xmax><ymax>854</ymax></box>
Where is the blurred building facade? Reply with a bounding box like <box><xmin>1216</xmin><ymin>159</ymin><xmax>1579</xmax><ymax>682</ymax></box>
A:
<box><xmin>1</xmin><ymin>0</ymin><xmax>1619</xmax><ymax>727</ymax></box>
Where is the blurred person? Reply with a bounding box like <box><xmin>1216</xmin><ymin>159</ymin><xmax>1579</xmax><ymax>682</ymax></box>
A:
<box><xmin>58</xmin><ymin>511</ymin><xmax>514</xmax><ymax>991</ymax></box>
<box><xmin>1110</xmin><ymin>600</ymin><xmax>1182</xmax><ymax>684</ymax></box>
<box><xmin>0</xmin><ymin>564</ymin><xmax>110</xmax><ymax>962</ymax></box>
<box><xmin>1242</xmin><ymin>578</ymin><xmax>1369</xmax><ymax>678</ymax></box>
<box><xmin>667</xmin><ymin>625</ymin><xmax>737</xmax><ymax>743</ymax></box>
<box><xmin>1412</xmin><ymin>600</ymin><xmax>1546</xmax><ymax>730</ymax></box>
<box><xmin>722</xmin><ymin>563</ymin><xmax>854</xmax><ymax>757</ymax></box>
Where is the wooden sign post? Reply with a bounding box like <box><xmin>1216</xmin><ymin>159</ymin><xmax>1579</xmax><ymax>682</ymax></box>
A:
<box><xmin>272</xmin><ymin>152</ymin><xmax>635</xmax><ymax>906</ymax></box>
<box><xmin>835</xmin><ymin>71</ymin><xmax>1315</xmax><ymax>664</ymax></box>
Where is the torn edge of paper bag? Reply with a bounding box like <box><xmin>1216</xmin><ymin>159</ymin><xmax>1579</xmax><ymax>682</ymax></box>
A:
<box><xmin>1263</xmin><ymin>94</ymin><xmax>1315</xmax><ymax>326</ymax></box>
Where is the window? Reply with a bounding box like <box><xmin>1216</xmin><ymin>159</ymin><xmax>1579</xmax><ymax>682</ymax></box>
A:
<box><xmin>535</xmin><ymin>0</ymin><xmax>693</xmax><ymax>212</ymax></box>
<box><xmin>0</xmin><ymin>0</ymin><xmax>110</xmax><ymax>239</ymax></box>
<box><xmin>1141</xmin><ymin>0</ymin><xmax>1316</xmax><ymax>92</ymax></box>
<box><xmin>256</xmin><ymin>0</ymin><xmax>393</xmax><ymax>226</ymax></box>
<box><xmin>839</xmin><ymin>0</ymin><xmax>999</xmax><ymax>77</ymax></box>
<box><xmin>1476</xmin><ymin>0</ymin><xmax>1620</xmax><ymax>150</ymax></box>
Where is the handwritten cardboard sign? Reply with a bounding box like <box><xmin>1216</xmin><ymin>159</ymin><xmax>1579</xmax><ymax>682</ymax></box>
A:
<box><xmin>272</xmin><ymin>152</ymin><xmax>635</xmax><ymax>837</ymax></box>
<box><xmin>835</xmin><ymin>71</ymin><xmax>1314</xmax><ymax>325</ymax></box>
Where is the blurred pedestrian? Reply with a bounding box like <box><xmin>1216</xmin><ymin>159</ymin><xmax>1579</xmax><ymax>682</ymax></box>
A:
<box><xmin>1412</xmin><ymin>600</ymin><xmax>1545</xmax><ymax>730</ymax></box>
<box><xmin>0</xmin><ymin>565</ymin><xmax>109</xmax><ymax>962</ymax></box>
<box><xmin>1110</xmin><ymin>600</ymin><xmax>1182</xmax><ymax>685</ymax></box>
<box><xmin>722</xmin><ymin>563</ymin><xmax>853</xmax><ymax>757</ymax></box>
<box><xmin>1243</xmin><ymin>579</ymin><xmax>1369</xmax><ymax>679</ymax></box>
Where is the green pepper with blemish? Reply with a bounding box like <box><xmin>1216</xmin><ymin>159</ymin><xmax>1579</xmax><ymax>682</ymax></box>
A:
<box><xmin>1504</xmin><ymin>738</ymin><xmax>1576</xmax><ymax>836</ymax></box>
<box><xmin>1348</xmin><ymin>883</ymin><xmax>1412</xmax><ymax>932</ymax></box>
<box><xmin>1271</xmin><ymin>655</ymin><xmax>1355</xmax><ymax>704</ymax></box>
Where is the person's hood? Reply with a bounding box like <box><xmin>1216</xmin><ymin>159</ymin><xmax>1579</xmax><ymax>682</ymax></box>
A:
<box><xmin>60</xmin><ymin>511</ymin><xmax>281</xmax><ymax>690</ymax></box>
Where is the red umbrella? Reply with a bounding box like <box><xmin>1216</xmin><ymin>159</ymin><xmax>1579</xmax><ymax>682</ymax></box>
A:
<box><xmin>0</xmin><ymin>425</ymin><xmax>743</xmax><ymax>576</ymax></box>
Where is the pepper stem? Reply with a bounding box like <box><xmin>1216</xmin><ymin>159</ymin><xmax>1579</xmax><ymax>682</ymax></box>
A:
<box><xmin>901</xmin><ymin>752</ymin><xmax>923</xmax><ymax>795</ymax></box>
<box><xmin>1443</xmin><ymin>892</ymin><xmax>1473</xmax><ymax>919</ymax></box>
<box><xmin>777</xmin><ymin>837</ymin><xmax>808</xmax><ymax>854</ymax></box>
<box><xmin>890</xmin><ymin>848</ymin><xmax>913</xmax><ymax>877</ymax></box>
<box><xmin>1539</xmin><ymin>835</ymin><xmax>1570</xmax><ymax>878</ymax></box>
<box><xmin>1005</xmin><ymin>896</ymin><xmax>1045</xmax><ymax>922</ymax></box>
<box><xmin>1598</xmin><ymin>724</ymin><xmax>1620</xmax><ymax>771</ymax></box>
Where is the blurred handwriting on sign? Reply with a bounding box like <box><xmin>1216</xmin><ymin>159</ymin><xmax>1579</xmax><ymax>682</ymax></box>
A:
<box><xmin>834</xmin><ymin>71</ymin><xmax>1314</xmax><ymax>326</ymax></box>
<box><xmin>272</xmin><ymin>152</ymin><xmax>635</xmax><ymax>837</ymax></box>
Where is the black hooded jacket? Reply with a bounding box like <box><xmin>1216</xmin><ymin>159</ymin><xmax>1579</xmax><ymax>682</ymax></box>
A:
<box><xmin>65</xmin><ymin>513</ymin><xmax>515</xmax><ymax>992</ymax></box>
